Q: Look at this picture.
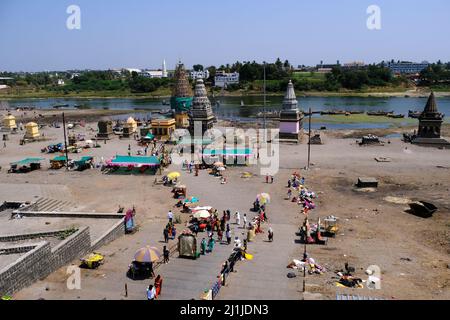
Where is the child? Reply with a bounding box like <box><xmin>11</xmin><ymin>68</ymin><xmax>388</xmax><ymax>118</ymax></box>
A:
<box><xmin>268</xmin><ymin>227</ymin><xmax>274</xmax><ymax>242</ymax></box>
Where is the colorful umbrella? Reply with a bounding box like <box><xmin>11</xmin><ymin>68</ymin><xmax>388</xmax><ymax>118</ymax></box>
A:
<box><xmin>257</xmin><ymin>193</ymin><xmax>271</xmax><ymax>204</ymax></box>
<box><xmin>193</xmin><ymin>210</ymin><xmax>211</xmax><ymax>219</ymax></box>
<box><xmin>241</xmin><ymin>172</ymin><xmax>253</xmax><ymax>178</ymax></box>
<box><xmin>192</xmin><ymin>206</ymin><xmax>212</xmax><ymax>212</ymax></box>
<box><xmin>167</xmin><ymin>172</ymin><xmax>181</xmax><ymax>180</ymax></box>
<box><xmin>133</xmin><ymin>246</ymin><xmax>161</xmax><ymax>263</ymax></box>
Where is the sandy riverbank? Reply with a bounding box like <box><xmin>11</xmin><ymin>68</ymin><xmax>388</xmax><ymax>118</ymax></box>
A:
<box><xmin>1</xmin><ymin>119</ymin><xmax>449</xmax><ymax>300</ymax></box>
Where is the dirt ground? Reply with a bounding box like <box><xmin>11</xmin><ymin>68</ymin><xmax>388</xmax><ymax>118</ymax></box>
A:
<box><xmin>1</xmin><ymin>111</ymin><xmax>449</xmax><ymax>300</ymax></box>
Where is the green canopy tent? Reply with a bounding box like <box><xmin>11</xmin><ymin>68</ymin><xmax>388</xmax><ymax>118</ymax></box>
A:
<box><xmin>143</xmin><ymin>133</ymin><xmax>155</xmax><ymax>141</ymax></box>
<box><xmin>10</xmin><ymin>158</ymin><xmax>45</xmax><ymax>166</ymax></box>
<box><xmin>9</xmin><ymin>158</ymin><xmax>45</xmax><ymax>173</ymax></box>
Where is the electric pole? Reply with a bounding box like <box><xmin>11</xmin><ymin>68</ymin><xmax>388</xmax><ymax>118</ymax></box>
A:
<box><xmin>307</xmin><ymin>107</ymin><xmax>312</xmax><ymax>169</ymax></box>
<box><xmin>62</xmin><ymin>112</ymin><xmax>70</xmax><ymax>170</ymax></box>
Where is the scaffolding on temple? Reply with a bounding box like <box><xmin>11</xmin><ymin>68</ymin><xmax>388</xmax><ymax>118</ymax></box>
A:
<box><xmin>170</xmin><ymin>62</ymin><xmax>193</xmax><ymax>113</ymax></box>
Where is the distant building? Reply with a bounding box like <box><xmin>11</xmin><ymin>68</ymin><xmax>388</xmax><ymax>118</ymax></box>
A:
<box><xmin>214</xmin><ymin>71</ymin><xmax>239</xmax><ymax>88</ymax></box>
<box><xmin>124</xmin><ymin>68</ymin><xmax>142</xmax><ymax>74</ymax></box>
<box><xmin>57</xmin><ymin>79</ymin><xmax>65</xmax><ymax>86</ymax></box>
<box><xmin>316</xmin><ymin>68</ymin><xmax>333</xmax><ymax>74</ymax></box>
<box><xmin>387</xmin><ymin>61</ymin><xmax>429</xmax><ymax>75</ymax></box>
<box><xmin>316</xmin><ymin>60</ymin><xmax>340</xmax><ymax>73</ymax></box>
<box><xmin>140</xmin><ymin>60</ymin><xmax>169</xmax><ymax>79</ymax></box>
<box><xmin>190</xmin><ymin>70</ymin><xmax>210</xmax><ymax>80</ymax></box>
<box><xmin>343</xmin><ymin>61</ymin><xmax>366</xmax><ymax>69</ymax></box>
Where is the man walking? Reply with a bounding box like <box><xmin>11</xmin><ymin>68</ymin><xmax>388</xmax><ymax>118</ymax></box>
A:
<box><xmin>163</xmin><ymin>227</ymin><xmax>169</xmax><ymax>243</ymax></box>
<box><xmin>225</xmin><ymin>228</ymin><xmax>231</xmax><ymax>244</ymax></box>
<box><xmin>163</xmin><ymin>246</ymin><xmax>170</xmax><ymax>263</ymax></box>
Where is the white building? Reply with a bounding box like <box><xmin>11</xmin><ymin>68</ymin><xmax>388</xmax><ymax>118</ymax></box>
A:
<box><xmin>214</xmin><ymin>71</ymin><xmax>239</xmax><ymax>88</ymax></box>
<box><xmin>139</xmin><ymin>60</ymin><xmax>168</xmax><ymax>78</ymax></box>
<box><xmin>124</xmin><ymin>68</ymin><xmax>142</xmax><ymax>74</ymax></box>
<box><xmin>190</xmin><ymin>70</ymin><xmax>210</xmax><ymax>80</ymax></box>
<box><xmin>57</xmin><ymin>79</ymin><xmax>65</xmax><ymax>86</ymax></box>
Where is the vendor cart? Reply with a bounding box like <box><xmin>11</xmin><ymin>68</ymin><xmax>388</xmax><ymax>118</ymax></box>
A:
<box><xmin>321</xmin><ymin>216</ymin><xmax>339</xmax><ymax>237</ymax></box>
<box><xmin>178</xmin><ymin>233</ymin><xmax>199</xmax><ymax>259</ymax></box>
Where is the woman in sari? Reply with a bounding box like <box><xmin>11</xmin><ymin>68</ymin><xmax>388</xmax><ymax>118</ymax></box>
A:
<box><xmin>154</xmin><ymin>275</ymin><xmax>163</xmax><ymax>298</ymax></box>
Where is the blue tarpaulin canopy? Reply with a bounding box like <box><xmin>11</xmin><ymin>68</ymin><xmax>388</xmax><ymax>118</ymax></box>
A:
<box><xmin>203</xmin><ymin>149</ymin><xmax>252</xmax><ymax>157</ymax></box>
<box><xmin>108</xmin><ymin>155</ymin><xmax>160</xmax><ymax>167</ymax></box>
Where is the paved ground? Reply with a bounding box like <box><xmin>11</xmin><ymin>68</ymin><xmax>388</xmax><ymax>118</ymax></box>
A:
<box><xmin>217</xmin><ymin>170</ymin><xmax>304</xmax><ymax>300</ymax></box>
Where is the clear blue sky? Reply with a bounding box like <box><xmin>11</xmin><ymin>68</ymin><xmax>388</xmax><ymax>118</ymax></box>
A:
<box><xmin>0</xmin><ymin>0</ymin><xmax>449</xmax><ymax>71</ymax></box>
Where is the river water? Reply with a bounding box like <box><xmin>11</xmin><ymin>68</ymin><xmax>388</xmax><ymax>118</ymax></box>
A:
<box><xmin>2</xmin><ymin>95</ymin><xmax>449</xmax><ymax>130</ymax></box>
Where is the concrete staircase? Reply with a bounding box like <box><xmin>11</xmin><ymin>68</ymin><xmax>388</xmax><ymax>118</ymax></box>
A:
<box><xmin>20</xmin><ymin>197</ymin><xmax>78</xmax><ymax>212</ymax></box>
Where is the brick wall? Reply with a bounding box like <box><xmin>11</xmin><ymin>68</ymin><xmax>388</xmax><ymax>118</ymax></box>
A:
<box><xmin>0</xmin><ymin>219</ymin><xmax>126</xmax><ymax>296</ymax></box>
<box><xmin>0</xmin><ymin>242</ymin><xmax>51</xmax><ymax>296</ymax></box>
<box><xmin>91</xmin><ymin>219</ymin><xmax>125</xmax><ymax>251</ymax></box>
<box><xmin>50</xmin><ymin>226</ymin><xmax>91</xmax><ymax>270</ymax></box>
<box><xmin>0</xmin><ymin>229</ymin><xmax>71</xmax><ymax>242</ymax></box>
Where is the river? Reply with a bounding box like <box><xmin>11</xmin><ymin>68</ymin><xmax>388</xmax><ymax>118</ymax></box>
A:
<box><xmin>2</xmin><ymin>95</ymin><xmax>449</xmax><ymax>130</ymax></box>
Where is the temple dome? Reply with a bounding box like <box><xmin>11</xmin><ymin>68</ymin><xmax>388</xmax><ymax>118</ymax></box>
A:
<box><xmin>423</xmin><ymin>92</ymin><xmax>438</xmax><ymax>114</ymax></box>
<box><xmin>282</xmin><ymin>80</ymin><xmax>298</xmax><ymax>111</ymax></box>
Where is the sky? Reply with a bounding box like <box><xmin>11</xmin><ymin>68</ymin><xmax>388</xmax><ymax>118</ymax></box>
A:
<box><xmin>0</xmin><ymin>0</ymin><xmax>449</xmax><ymax>72</ymax></box>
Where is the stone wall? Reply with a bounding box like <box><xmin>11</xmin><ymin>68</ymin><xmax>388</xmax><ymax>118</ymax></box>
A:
<box><xmin>0</xmin><ymin>205</ymin><xmax>127</xmax><ymax>296</ymax></box>
<box><xmin>91</xmin><ymin>219</ymin><xmax>125</xmax><ymax>251</ymax></box>
<box><xmin>0</xmin><ymin>242</ymin><xmax>51</xmax><ymax>296</ymax></box>
<box><xmin>50</xmin><ymin>226</ymin><xmax>91</xmax><ymax>271</ymax></box>
<box><xmin>0</xmin><ymin>220</ymin><xmax>126</xmax><ymax>296</ymax></box>
<box><xmin>0</xmin><ymin>229</ymin><xmax>72</xmax><ymax>242</ymax></box>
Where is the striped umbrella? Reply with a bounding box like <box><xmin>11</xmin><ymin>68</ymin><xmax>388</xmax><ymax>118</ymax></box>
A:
<box><xmin>257</xmin><ymin>193</ymin><xmax>271</xmax><ymax>205</ymax></box>
<box><xmin>133</xmin><ymin>246</ymin><xmax>161</xmax><ymax>263</ymax></box>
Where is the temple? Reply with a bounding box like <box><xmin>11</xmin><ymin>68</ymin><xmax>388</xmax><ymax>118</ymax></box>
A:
<box><xmin>279</xmin><ymin>80</ymin><xmax>303</xmax><ymax>142</ymax></box>
<box><xmin>189</xmin><ymin>79</ymin><xmax>216</xmax><ymax>137</ymax></box>
<box><xmin>170</xmin><ymin>62</ymin><xmax>193</xmax><ymax>113</ymax></box>
<box><xmin>412</xmin><ymin>92</ymin><xmax>450</xmax><ymax>148</ymax></box>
